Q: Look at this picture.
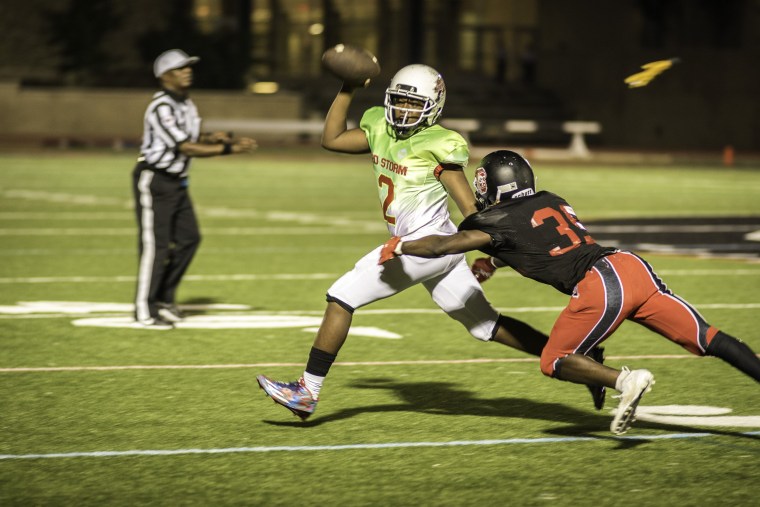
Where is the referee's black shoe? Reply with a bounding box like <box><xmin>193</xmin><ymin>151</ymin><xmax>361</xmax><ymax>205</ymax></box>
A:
<box><xmin>158</xmin><ymin>302</ymin><xmax>185</xmax><ymax>323</ymax></box>
<box><xmin>136</xmin><ymin>316</ymin><xmax>175</xmax><ymax>330</ymax></box>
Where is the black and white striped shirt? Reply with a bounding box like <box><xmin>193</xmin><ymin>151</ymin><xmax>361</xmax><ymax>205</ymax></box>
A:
<box><xmin>139</xmin><ymin>90</ymin><xmax>201</xmax><ymax>177</ymax></box>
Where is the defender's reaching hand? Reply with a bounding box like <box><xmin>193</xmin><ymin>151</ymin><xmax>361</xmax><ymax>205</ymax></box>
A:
<box><xmin>379</xmin><ymin>236</ymin><xmax>402</xmax><ymax>264</ymax></box>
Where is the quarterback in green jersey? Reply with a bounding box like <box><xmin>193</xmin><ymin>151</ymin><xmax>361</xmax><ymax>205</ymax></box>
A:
<box><xmin>257</xmin><ymin>64</ymin><xmax>605</xmax><ymax>420</ymax></box>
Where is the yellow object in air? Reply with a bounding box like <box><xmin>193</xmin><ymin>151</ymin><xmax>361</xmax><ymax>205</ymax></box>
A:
<box><xmin>624</xmin><ymin>58</ymin><xmax>679</xmax><ymax>88</ymax></box>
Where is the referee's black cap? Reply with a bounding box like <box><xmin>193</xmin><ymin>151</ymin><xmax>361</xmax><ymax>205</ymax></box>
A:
<box><xmin>154</xmin><ymin>49</ymin><xmax>200</xmax><ymax>78</ymax></box>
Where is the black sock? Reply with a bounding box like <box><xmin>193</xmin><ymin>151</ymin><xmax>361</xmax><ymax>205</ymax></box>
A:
<box><xmin>705</xmin><ymin>331</ymin><xmax>760</xmax><ymax>382</ymax></box>
<box><xmin>305</xmin><ymin>347</ymin><xmax>337</xmax><ymax>377</ymax></box>
<box><xmin>496</xmin><ymin>315</ymin><xmax>548</xmax><ymax>357</ymax></box>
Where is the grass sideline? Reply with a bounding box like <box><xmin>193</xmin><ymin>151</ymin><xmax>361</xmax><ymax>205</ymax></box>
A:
<box><xmin>0</xmin><ymin>150</ymin><xmax>759</xmax><ymax>506</ymax></box>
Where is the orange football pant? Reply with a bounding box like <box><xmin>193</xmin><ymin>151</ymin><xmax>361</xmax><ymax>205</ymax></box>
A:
<box><xmin>541</xmin><ymin>251</ymin><xmax>719</xmax><ymax>377</ymax></box>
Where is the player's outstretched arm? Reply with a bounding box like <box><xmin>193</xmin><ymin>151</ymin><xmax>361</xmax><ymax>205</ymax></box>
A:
<box><xmin>321</xmin><ymin>84</ymin><xmax>370</xmax><ymax>154</ymax></box>
<box><xmin>403</xmin><ymin>230</ymin><xmax>491</xmax><ymax>257</ymax></box>
<box><xmin>379</xmin><ymin>230</ymin><xmax>491</xmax><ymax>264</ymax></box>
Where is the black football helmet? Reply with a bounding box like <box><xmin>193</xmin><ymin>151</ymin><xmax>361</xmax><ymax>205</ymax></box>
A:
<box><xmin>473</xmin><ymin>150</ymin><xmax>535</xmax><ymax>207</ymax></box>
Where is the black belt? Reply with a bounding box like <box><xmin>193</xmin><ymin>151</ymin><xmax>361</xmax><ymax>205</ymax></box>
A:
<box><xmin>135</xmin><ymin>160</ymin><xmax>185</xmax><ymax>180</ymax></box>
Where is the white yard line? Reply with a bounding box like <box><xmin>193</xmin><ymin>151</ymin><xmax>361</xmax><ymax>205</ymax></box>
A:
<box><xmin>0</xmin><ymin>247</ymin><xmax>367</xmax><ymax>256</ymax></box>
<box><xmin>1</xmin><ymin>431</ymin><xmax>758</xmax><ymax>460</ymax></box>
<box><xmin>590</xmin><ymin>224</ymin><xmax>760</xmax><ymax>233</ymax></box>
<box><xmin>0</xmin><ymin>190</ymin><xmax>129</xmax><ymax>207</ymax></box>
<box><xmin>0</xmin><ymin>354</ymin><xmax>743</xmax><ymax>373</ymax></box>
<box><xmin>0</xmin><ymin>227</ymin><xmax>383</xmax><ymax>235</ymax></box>
<box><xmin>1</xmin><ymin>270</ymin><xmax>759</xmax><ymax>284</ymax></box>
<box><xmin>0</xmin><ymin>303</ymin><xmax>758</xmax><ymax>320</ymax></box>
<box><xmin>0</xmin><ymin>190</ymin><xmax>381</xmax><ymax>229</ymax></box>
<box><xmin>0</xmin><ymin>212</ymin><xmax>131</xmax><ymax>220</ymax></box>
<box><xmin>0</xmin><ymin>273</ymin><xmax>338</xmax><ymax>283</ymax></box>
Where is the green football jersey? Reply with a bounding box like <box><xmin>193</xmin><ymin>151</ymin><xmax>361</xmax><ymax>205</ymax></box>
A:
<box><xmin>360</xmin><ymin>106</ymin><xmax>470</xmax><ymax>238</ymax></box>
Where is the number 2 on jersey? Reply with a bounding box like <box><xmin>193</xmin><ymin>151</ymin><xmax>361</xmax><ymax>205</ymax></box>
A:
<box><xmin>378</xmin><ymin>175</ymin><xmax>396</xmax><ymax>225</ymax></box>
<box><xmin>532</xmin><ymin>205</ymin><xmax>594</xmax><ymax>256</ymax></box>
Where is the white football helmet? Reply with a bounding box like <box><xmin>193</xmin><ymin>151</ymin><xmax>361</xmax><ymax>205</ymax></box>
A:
<box><xmin>384</xmin><ymin>64</ymin><xmax>446</xmax><ymax>135</ymax></box>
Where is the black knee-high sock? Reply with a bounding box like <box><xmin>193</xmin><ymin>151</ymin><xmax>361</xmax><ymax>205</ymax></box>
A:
<box><xmin>496</xmin><ymin>315</ymin><xmax>548</xmax><ymax>357</ymax></box>
<box><xmin>705</xmin><ymin>331</ymin><xmax>760</xmax><ymax>382</ymax></box>
<box><xmin>306</xmin><ymin>347</ymin><xmax>337</xmax><ymax>377</ymax></box>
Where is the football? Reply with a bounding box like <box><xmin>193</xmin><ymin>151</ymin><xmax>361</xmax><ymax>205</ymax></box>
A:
<box><xmin>321</xmin><ymin>44</ymin><xmax>381</xmax><ymax>87</ymax></box>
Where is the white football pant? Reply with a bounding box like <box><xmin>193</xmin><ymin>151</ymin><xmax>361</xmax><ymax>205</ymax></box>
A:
<box><xmin>327</xmin><ymin>245</ymin><xmax>499</xmax><ymax>341</ymax></box>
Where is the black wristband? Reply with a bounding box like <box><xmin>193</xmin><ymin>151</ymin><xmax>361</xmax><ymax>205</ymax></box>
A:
<box><xmin>221</xmin><ymin>142</ymin><xmax>232</xmax><ymax>155</ymax></box>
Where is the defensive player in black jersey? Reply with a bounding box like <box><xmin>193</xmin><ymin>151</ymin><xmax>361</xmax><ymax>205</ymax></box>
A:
<box><xmin>379</xmin><ymin>150</ymin><xmax>760</xmax><ymax>435</ymax></box>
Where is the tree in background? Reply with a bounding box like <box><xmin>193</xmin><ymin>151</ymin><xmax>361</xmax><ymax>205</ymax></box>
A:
<box><xmin>137</xmin><ymin>0</ymin><xmax>250</xmax><ymax>89</ymax></box>
<box><xmin>46</xmin><ymin>0</ymin><xmax>120</xmax><ymax>86</ymax></box>
<box><xmin>25</xmin><ymin>0</ymin><xmax>251</xmax><ymax>89</ymax></box>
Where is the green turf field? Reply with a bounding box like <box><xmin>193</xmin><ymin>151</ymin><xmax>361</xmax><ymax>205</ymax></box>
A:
<box><xmin>1</xmin><ymin>150</ymin><xmax>759</xmax><ymax>506</ymax></box>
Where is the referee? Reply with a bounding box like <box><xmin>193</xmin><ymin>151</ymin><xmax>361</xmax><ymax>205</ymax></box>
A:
<box><xmin>133</xmin><ymin>49</ymin><xmax>256</xmax><ymax>329</ymax></box>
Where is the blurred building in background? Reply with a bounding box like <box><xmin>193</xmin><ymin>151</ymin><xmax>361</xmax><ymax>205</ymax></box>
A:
<box><xmin>0</xmin><ymin>0</ymin><xmax>758</xmax><ymax>152</ymax></box>
<box><xmin>0</xmin><ymin>0</ymin><xmax>538</xmax><ymax>87</ymax></box>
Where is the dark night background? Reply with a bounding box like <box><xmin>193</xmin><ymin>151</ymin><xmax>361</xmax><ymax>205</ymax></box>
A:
<box><xmin>0</xmin><ymin>0</ymin><xmax>758</xmax><ymax>151</ymax></box>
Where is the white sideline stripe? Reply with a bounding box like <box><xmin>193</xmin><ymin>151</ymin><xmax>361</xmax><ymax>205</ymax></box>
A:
<box><xmin>2</xmin><ymin>431</ymin><xmax>759</xmax><ymax>460</ymax></box>
<box><xmin>0</xmin><ymin>354</ymin><xmax>742</xmax><ymax>373</ymax></box>
<box><xmin>1</xmin><ymin>270</ymin><xmax>759</xmax><ymax>284</ymax></box>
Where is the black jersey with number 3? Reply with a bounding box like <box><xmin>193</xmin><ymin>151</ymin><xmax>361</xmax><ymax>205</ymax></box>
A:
<box><xmin>459</xmin><ymin>191</ymin><xmax>616</xmax><ymax>295</ymax></box>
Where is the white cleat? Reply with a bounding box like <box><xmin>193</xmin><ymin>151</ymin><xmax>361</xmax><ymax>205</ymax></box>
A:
<box><xmin>611</xmin><ymin>368</ymin><xmax>654</xmax><ymax>435</ymax></box>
